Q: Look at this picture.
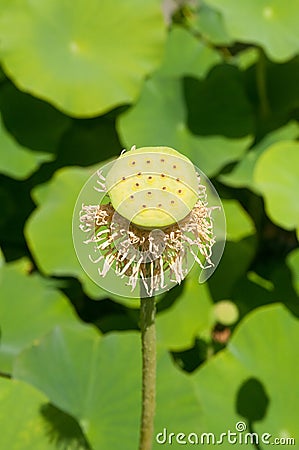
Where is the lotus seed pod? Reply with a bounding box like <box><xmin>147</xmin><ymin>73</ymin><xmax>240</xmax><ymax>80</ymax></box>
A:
<box><xmin>105</xmin><ymin>146</ymin><xmax>199</xmax><ymax>228</ymax></box>
<box><xmin>74</xmin><ymin>145</ymin><xmax>226</xmax><ymax>298</ymax></box>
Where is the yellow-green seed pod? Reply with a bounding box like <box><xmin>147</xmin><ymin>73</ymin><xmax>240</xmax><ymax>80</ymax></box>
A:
<box><xmin>105</xmin><ymin>146</ymin><xmax>199</xmax><ymax>228</ymax></box>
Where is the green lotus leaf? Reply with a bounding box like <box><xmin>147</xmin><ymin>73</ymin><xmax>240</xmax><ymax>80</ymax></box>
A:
<box><xmin>117</xmin><ymin>75</ymin><xmax>252</xmax><ymax>176</ymax></box>
<box><xmin>0</xmin><ymin>0</ymin><xmax>166</xmax><ymax>117</ymax></box>
<box><xmin>15</xmin><ymin>306</ymin><xmax>299</xmax><ymax>448</ymax></box>
<box><xmin>156</xmin><ymin>26</ymin><xmax>221</xmax><ymax>78</ymax></box>
<box><xmin>0</xmin><ymin>258</ymin><xmax>79</xmax><ymax>373</ymax></box>
<box><xmin>254</xmin><ymin>140</ymin><xmax>299</xmax><ymax>229</ymax></box>
<box><xmin>154</xmin><ymin>351</ymin><xmax>203</xmax><ymax>449</ymax></box>
<box><xmin>220</xmin><ymin>122</ymin><xmax>299</xmax><ymax>192</ymax></box>
<box><xmin>0</xmin><ymin>378</ymin><xmax>89</xmax><ymax>450</ymax></box>
<box><xmin>0</xmin><ymin>82</ymin><xmax>71</xmax><ymax>152</ymax></box>
<box><xmin>192</xmin><ymin>304</ymin><xmax>299</xmax><ymax>443</ymax></box>
<box><xmin>25</xmin><ymin>167</ymin><xmax>93</xmax><ymax>277</ymax></box>
<box><xmin>205</xmin><ymin>0</ymin><xmax>299</xmax><ymax>61</ymax></box>
<box><xmin>156</xmin><ymin>266</ymin><xmax>215</xmax><ymax>350</ymax></box>
<box><xmin>190</xmin><ymin>1</ymin><xmax>233</xmax><ymax>46</ymax></box>
<box><xmin>0</xmin><ymin>112</ymin><xmax>52</xmax><ymax>179</ymax></box>
<box><xmin>14</xmin><ymin>328</ymin><xmax>202</xmax><ymax>450</ymax></box>
<box><xmin>15</xmin><ymin>325</ymin><xmax>104</xmax><ymax>419</ymax></box>
<box><xmin>25</xmin><ymin>165</ymin><xmax>140</xmax><ymax>305</ymax></box>
<box><xmin>222</xmin><ymin>199</ymin><xmax>255</xmax><ymax>242</ymax></box>
<box><xmin>0</xmin><ymin>378</ymin><xmax>56</xmax><ymax>450</ymax></box>
<box><xmin>25</xmin><ymin>165</ymin><xmax>109</xmax><ymax>299</ymax></box>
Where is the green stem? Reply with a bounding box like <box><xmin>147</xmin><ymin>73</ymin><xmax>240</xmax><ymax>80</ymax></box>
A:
<box><xmin>139</xmin><ymin>273</ymin><xmax>156</xmax><ymax>450</ymax></box>
<box><xmin>256</xmin><ymin>49</ymin><xmax>270</xmax><ymax>118</ymax></box>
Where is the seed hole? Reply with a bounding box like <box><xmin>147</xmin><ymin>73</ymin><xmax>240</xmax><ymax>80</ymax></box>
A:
<box><xmin>132</xmin><ymin>161</ymin><xmax>136</xmax><ymax>165</ymax></box>
<box><xmin>122</xmin><ymin>177</ymin><xmax>125</xmax><ymax>180</ymax></box>
<box><xmin>178</xmin><ymin>190</ymin><xmax>182</xmax><ymax>194</ymax></box>
<box><xmin>158</xmin><ymin>203</ymin><xmax>162</xmax><ymax>207</ymax></box>
<box><xmin>148</xmin><ymin>176</ymin><xmax>152</xmax><ymax>180</ymax></box>
<box><xmin>142</xmin><ymin>204</ymin><xmax>146</xmax><ymax>208</ymax></box>
<box><xmin>130</xmin><ymin>195</ymin><xmax>134</xmax><ymax>199</ymax></box>
<box><xmin>161</xmin><ymin>159</ymin><xmax>165</xmax><ymax>162</ymax></box>
<box><xmin>173</xmin><ymin>165</ymin><xmax>177</xmax><ymax>169</ymax></box>
<box><xmin>148</xmin><ymin>192</ymin><xmax>152</xmax><ymax>195</ymax></box>
<box><xmin>146</xmin><ymin>160</ymin><xmax>151</xmax><ymax>164</ymax></box>
<box><xmin>171</xmin><ymin>200</ymin><xmax>175</xmax><ymax>204</ymax></box>
<box><xmin>161</xmin><ymin>174</ymin><xmax>165</xmax><ymax>178</ymax></box>
<box><xmin>176</xmin><ymin>178</ymin><xmax>180</xmax><ymax>182</ymax></box>
<box><xmin>162</xmin><ymin>186</ymin><xmax>166</xmax><ymax>190</ymax></box>
<box><xmin>135</xmin><ymin>183</ymin><xmax>139</xmax><ymax>187</ymax></box>
<box><xmin>137</xmin><ymin>172</ymin><xmax>141</xmax><ymax>176</ymax></box>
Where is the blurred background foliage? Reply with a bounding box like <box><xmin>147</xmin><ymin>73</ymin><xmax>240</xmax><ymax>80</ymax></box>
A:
<box><xmin>0</xmin><ymin>0</ymin><xmax>299</xmax><ymax>449</ymax></box>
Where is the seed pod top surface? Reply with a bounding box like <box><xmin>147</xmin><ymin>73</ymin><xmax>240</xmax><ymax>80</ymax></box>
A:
<box><xmin>105</xmin><ymin>146</ymin><xmax>199</xmax><ymax>228</ymax></box>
